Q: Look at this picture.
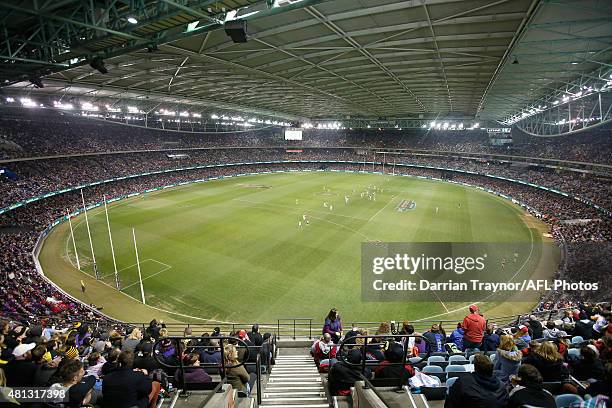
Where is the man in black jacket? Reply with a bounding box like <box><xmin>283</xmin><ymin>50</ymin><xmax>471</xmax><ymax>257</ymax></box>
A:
<box><xmin>328</xmin><ymin>349</ymin><xmax>372</xmax><ymax>395</ymax></box>
<box><xmin>445</xmin><ymin>354</ymin><xmax>508</xmax><ymax>408</ymax></box>
<box><xmin>248</xmin><ymin>324</ymin><xmax>264</xmax><ymax>347</ymax></box>
<box><xmin>527</xmin><ymin>315</ymin><xmax>544</xmax><ymax>340</ymax></box>
<box><xmin>102</xmin><ymin>351</ymin><xmax>152</xmax><ymax>408</ymax></box>
<box><xmin>4</xmin><ymin>343</ymin><xmax>37</xmax><ymax>386</ymax></box>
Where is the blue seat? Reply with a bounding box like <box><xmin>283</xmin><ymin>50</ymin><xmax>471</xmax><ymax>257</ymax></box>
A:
<box><xmin>445</xmin><ymin>365</ymin><xmax>467</xmax><ymax>373</ymax></box>
<box><xmin>423</xmin><ymin>365</ymin><xmax>444</xmax><ymax>374</ymax></box>
<box><xmin>567</xmin><ymin>348</ymin><xmax>581</xmax><ymax>358</ymax></box>
<box><xmin>448</xmin><ymin>355</ymin><xmax>469</xmax><ymax>365</ymax></box>
<box><xmin>571</xmin><ymin>336</ymin><xmax>584</xmax><ymax>345</ymax></box>
<box><xmin>428</xmin><ymin>355</ymin><xmax>449</xmax><ymax>369</ymax></box>
<box><xmin>555</xmin><ymin>394</ymin><xmax>583</xmax><ymax>408</ymax></box>
<box><xmin>446</xmin><ymin>377</ymin><xmax>458</xmax><ymax>394</ymax></box>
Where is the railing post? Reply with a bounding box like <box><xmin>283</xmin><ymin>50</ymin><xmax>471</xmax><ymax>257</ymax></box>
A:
<box><xmin>256</xmin><ymin>353</ymin><xmax>262</xmax><ymax>406</ymax></box>
<box><xmin>293</xmin><ymin>319</ymin><xmax>296</xmax><ymax>340</ymax></box>
<box><xmin>309</xmin><ymin>319</ymin><xmax>312</xmax><ymax>340</ymax></box>
<box><xmin>277</xmin><ymin>319</ymin><xmax>280</xmax><ymax>340</ymax></box>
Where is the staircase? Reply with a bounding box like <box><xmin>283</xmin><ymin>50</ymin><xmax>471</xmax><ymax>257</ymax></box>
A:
<box><xmin>260</xmin><ymin>350</ymin><xmax>329</xmax><ymax>407</ymax></box>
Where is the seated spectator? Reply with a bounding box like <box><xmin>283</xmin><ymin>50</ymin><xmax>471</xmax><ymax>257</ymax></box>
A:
<box><xmin>32</xmin><ymin>345</ymin><xmax>59</xmax><ymax>386</ymax></box>
<box><xmin>133</xmin><ymin>341</ymin><xmax>161</xmax><ymax>373</ymax></box>
<box><xmin>522</xmin><ymin>341</ymin><xmax>569</xmax><ymax>382</ymax></box>
<box><xmin>373</xmin><ymin>342</ymin><xmax>414</xmax><ymax>385</ymax></box>
<box><xmin>527</xmin><ymin>315</ymin><xmax>544</xmax><ymax>340</ymax></box>
<box><xmin>578</xmin><ymin>362</ymin><xmax>612</xmax><ymax>399</ymax></box>
<box><xmin>175</xmin><ymin>353</ymin><xmax>212</xmax><ymax>385</ymax></box>
<box><xmin>462</xmin><ymin>305</ymin><xmax>486</xmax><ymax>350</ymax></box>
<box><xmin>248</xmin><ymin>324</ymin><xmax>263</xmax><ymax>347</ymax></box>
<box><xmin>67</xmin><ymin>375</ymin><xmax>96</xmax><ymax>408</ymax></box>
<box><xmin>224</xmin><ymin>344</ymin><xmax>255</xmax><ymax>395</ymax></box>
<box><xmin>85</xmin><ymin>351</ymin><xmax>106</xmax><ymax>378</ymax></box>
<box><xmin>513</xmin><ymin>326</ymin><xmax>531</xmax><ymax>349</ymax></box>
<box><xmin>4</xmin><ymin>343</ymin><xmax>36</xmax><ymax>386</ymax></box>
<box><xmin>101</xmin><ymin>348</ymin><xmax>121</xmax><ymax>376</ymax></box>
<box><xmin>323</xmin><ymin>308</ymin><xmax>343</xmax><ymax>343</ymax></box>
<box><xmin>122</xmin><ymin>327</ymin><xmax>143</xmax><ymax>352</ymax></box>
<box><xmin>423</xmin><ymin>324</ymin><xmax>446</xmax><ymax>353</ymax></box>
<box><xmin>508</xmin><ymin>364</ymin><xmax>555</xmax><ymax>408</ymax></box>
<box><xmin>494</xmin><ymin>335</ymin><xmax>522</xmax><ymax>383</ymax></box>
<box><xmin>570</xmin><ymin>345</ymin><xmax>605</xmax><ymax>381</ymax></box>
<box><xmin>200</xmin><ymin>338</ymin><xmax>222</xmax><ymax>365</ymax></box>
<box><xmin>445</xmin><ymin>353</ymin><xmax>508</xmax><ymax>408</ymax></box>
<box><xmin>449</xmin><ymin>323</ymin><xmax>465</xmax><ymax>351</ymax></box>
<box><xmin>312</xmin><ymin>333</ymin><xmax>338</xmax><ymax>371</ymax></box>
<box><xmin>102</xmin><ymin>351</ymin><xmax>153</xmax><ymax>408</ymax></box>
<box><xmin>328</xmin><ymin>348</ymin><xmax>372</xmax><ymax>396</ymax></box>
<box><xmin>542</xmin><ymin>321</ymin><xmax>567</xmax><ymax>340</ymax></box>
<box><xmin>482</xmin><ymin>325</ymin><xmax>500</xmax><ymax>352</ymax></box>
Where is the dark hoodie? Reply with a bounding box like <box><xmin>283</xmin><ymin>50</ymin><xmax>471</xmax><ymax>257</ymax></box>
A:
<box><xmin>445</xmin><ymin>372</ymin><xmax>508</xmax><ymax>408</ymax></box>
<box><xmin>328</xmin><ymin>349</ymin><xmax>372</xmax><ymax>396</ymax></box>
<box><xmin>373</xmin><ymin>343</ymin><xmax>414</xmax><ymax>384</ymax></box>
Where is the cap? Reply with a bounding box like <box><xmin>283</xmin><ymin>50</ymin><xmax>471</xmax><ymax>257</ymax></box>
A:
<box><xmin>469</xmin><ymin>304</ymin><xmax>478</xmax><ymax>313</ymax></box>
<box><xmin>12</xmin><ymin>343</ymin><xmax>36</xmax><ymax>357</ymax></box>
<box><xmin>68</xmin><ymin>375</ymin><xmax>96</xmax><ymax>406</ymax></box>
<box><xmin>238</xmin><ymin>330</ymin><xmax>247</xmax><ymax>339</ymax></box>
<box><xmin>519</xmin><ymin>326</ymin><xmax>529</xmax><ymax>333</ymax></box>
<box><xmin>160</xmin><ymin>339</ymin><xmax>172</xmax><ymax>348</ymax></box>
<box><xmin>72</xmin><ymin>322</ymin><xmax>82</xmax><ymax>329</ymax></box>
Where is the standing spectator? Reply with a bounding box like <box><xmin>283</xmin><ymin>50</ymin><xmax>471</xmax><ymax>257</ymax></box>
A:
<box><xmin>122</xmin><ymin>328</ymin><xmax>143</xmax><ymax>353</ymax></box>
<box><xmin>508</xmin><ymin>364</ymin><xmax>555</xmax><ymax>408</ymax></box>
<box><xmin>445</xmin><ymin>354</ymin><xmax>508</xmax><ymax>408</ymax></box>
<box><xmin>102</xmin><ymin>351</ymin><xmax>153</xmax><ymax>408</ymax></box>
<box><xmin>462</xmin><ymin>305</ymin><xmax>486</xmax><ymax>350</ymax></box>
<box><xmin>323</xmin><ymin>308</ymin><xmax>343</xmax><ymax>343</ymax></box>
<box><xmin>493</xmin><ymin>335</ymin><xmax>522</xmax><ymax>383</ymax></box>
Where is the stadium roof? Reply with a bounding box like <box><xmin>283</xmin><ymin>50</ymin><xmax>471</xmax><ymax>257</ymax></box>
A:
<box><xmin>1</xmin><ymin>0</ymin><xmax>611</xmax><ymax>123</ymax></box>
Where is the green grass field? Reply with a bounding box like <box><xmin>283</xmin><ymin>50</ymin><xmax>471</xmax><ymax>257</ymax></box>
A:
<box><xmin>40</xmin><ymin>171</ymin><xmax>558</xmax><ymax>324</ymax></box>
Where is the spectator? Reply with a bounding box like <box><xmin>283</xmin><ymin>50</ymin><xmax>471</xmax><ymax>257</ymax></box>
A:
<box><xmin>449</xmin><ymin>323</ymin><xmax>465</xmax><ymax>351</ymax></box>
<box><xmin>122</xmin><ymin>327</ymin><xmax>143</xmax><ymax>352</ymax></box>
<box><xmin>462</xmin><ymin>305</ymin><xmax>486</xmax><ymax>350</ymax></box>
<box><xmin>423</xmin><ymin>324</ymin><xmax>446</xmax><ymax>353</ymax></box>
<box><xmin>248</xmin><ymin>324</ymin><xmax>263</xmax><ymax>347</ymax></box>
<box><xmin>508</xmin><ymin>364</ymin><xmax>555</xmax><ymax>408</ymax></box>
<box><xmin>48</xmin><ymin>359</ymin><xmax>88</xmax><ymax>404</ymax></box>
<box><xmin>102</xmin><ymin>350</ymin><xmax>153</xmax><ymax>408</ymax></box>
<box><xmin>570</xmin><ymin>345</ymin><xmax>605</xmax><ymax>381</ymax></box>
<box><xmin>445</xmin><ymin>353</ymin><xmax>508</xmax><ymax>408</ymax></box>
<box><xmin>482</xmin><ymin>325</ymin><xmax>500</xmax><ymax>352</ymax></box>
<box><xmin>175</xmin><ymin>353</ymin><xmax>212</xmax><ymax>385</ymax></box>
<box><xmin>4</xmin><ymin>343</ymin><xmax>36</xmax><ymax>386</ymax></box>
<box><xmin>328</xmin><ymin>348</ymin><xmax>372</xmax><ymax>396</ymax></box>
<box><xmin>133</xmin><ymin>341</ymin><xmax>162</xmax><ymax>373</ymax></box>
<box><xmin>312</xmin><ymin>333</ymin><xmax>338</xmax><ymax>370</ymax></box>
<box><xmin>373</xmin><ymin>342</ymin><xmax>414</xmax><ymax>385</ymax></box>
<box><xmin>85</xmin><ymin>351</ymin><xmax>106</xmax><ymax>378</ymax></box>
<box><xmin>493</xmin><ymin>335</ymin><xmax>522</xmax><ymax>383</ymax></box>
<box><xmin>542</xmin><ymin>321</ymin><xmax>567</xmax><ymax>340</ymax></box>
<box><xmin>522</xmin><ymin>341</ymin><xmax>569</xmax><ymax>382</ymax></box>
<box><xmin>578</xmin><ymin>362</ymin><xmax>612</xmax><ymax>399</ymax></box>
<box><xmin>527</xmin><ymin>315</ymin><xmax>544</xmax><ymax>339</ymax></box>
<box><xmin>323</xmin><ymin>308</ymin><xmax>343</xmax><ymax>343</ymax></box>
<box><xmin>200</xmin><ymin>338</ymin><xmax>222</xmax><ymax>366</ymax></box>
<box><xmin>224</xmin><ymin>344</ymin><xmax>255</xmax><ymax>395</ymax></box>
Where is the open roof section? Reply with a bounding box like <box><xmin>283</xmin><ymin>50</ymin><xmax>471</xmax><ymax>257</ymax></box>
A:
<box><xmin>1</xmin><ymin>0</ymin><xmax>610</xmax><ymax>123</ymax></box>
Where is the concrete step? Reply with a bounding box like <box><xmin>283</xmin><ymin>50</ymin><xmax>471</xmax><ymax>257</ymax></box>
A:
<box><xmin>259</xmin><ymin>405</ymin><xmax>329</xmax><ymax>408</ymax></box>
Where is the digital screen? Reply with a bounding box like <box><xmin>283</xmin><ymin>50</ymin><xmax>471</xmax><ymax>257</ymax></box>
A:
<box><xmin>284</xmin><ymin>129</ymin><xmax>303</xmax><ymax>140</ymax></box>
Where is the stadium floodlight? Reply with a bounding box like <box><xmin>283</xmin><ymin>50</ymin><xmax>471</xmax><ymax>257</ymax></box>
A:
<box><xmin>6</xmin><ymin>97</ymin><xmax>14</xmax><ymax>102</ymax></box>
<box><xmin>211</xmin><ymin>114</ymin><xmax>219</xmax><ymax>119</ymax></box>
<box><xmin>458</xmin><ymin>123</ymin><xmax>464</xmax><ymax>129</ymax></box>
<box><xmin>442</xmin><ymin>122</ymin><xmax>449</xmax><ymax>129</ymax></box>
<box><xmin>430</xmin><ymin>121</ymin><xmax>435</xmax><ymax>128</ymax></box>
<box><xmin>192</xmin><ymin>113</ymin><xmax>201</xmax><ymax>118</ymax></box>
<box><xmin>127</xmin><ymin>17</ymin><xmax>138</xmax><ymax>24</ymax></box>
<box><xmin>180</xmin><ymin>111</ymin><xmax>189</xmax><ymax>117</ymax></box>
<box><xmin>473</xmin><ymin>123</ymin><xmax>479</xmax><ymax>128</ymax></box>
<box><xmin>20</xmin><ymin>98</ymin><xmax>36</xmax><ymax>107</ymax></box>
<box><xmin>553</xmin><ymin>100</ymin><xmax>559</xmax><ymax>105</ymax></box>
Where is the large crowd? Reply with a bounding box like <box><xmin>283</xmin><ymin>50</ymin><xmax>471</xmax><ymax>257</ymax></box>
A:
<box><xmin>1</xmin><ymin>108</ymin><xmax>611</xmax><ymax>164</ymax></box>
<box><xmin>314</xmin><ymin>303</ymin><xmax>612</xmax><ymax>406</ymax></box>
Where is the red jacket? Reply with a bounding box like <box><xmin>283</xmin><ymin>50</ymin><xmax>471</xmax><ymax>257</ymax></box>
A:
<box><xmin>462</xmin><ymin>313</ymin><xmax>486</xmax><ymax>343</ymax></box>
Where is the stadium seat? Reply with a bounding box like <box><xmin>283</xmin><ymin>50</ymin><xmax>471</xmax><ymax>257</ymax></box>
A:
<box><xmin>446</xmin><ymin>377</ymin><xmax>458</xmax><ymax>394</ymax></box>
<box><xmin>427</xmin><ymin>356</ymin><xmax>448</xmax><ymax>369</ymax></box>
<box><xmin>555</xmin><ymin>394</ymin><xmax>583</xmax><ymax>408</ymax></box>
<box><xmin>445</xmin><ymin>365</ymin><xmax>468</xmax><ymax>380</ymax></box>
<box><xmin>571</xmin><ymin>336</ymin><xmax>584</xmax><ymax>345</ymax></box>
<box><xmin>423</xmin><ymin>365</ymin><xmax>444</xmax><ymax>374</ymax></box>
<box><xmin>567</xmin><ymin>348</ymin><xmax>581</xmax><ymax>359</ymax></box>
<box><xmin>448</xmin><ymin>355</ymin><xmax>469</xmax><ymax>365</ymax></box>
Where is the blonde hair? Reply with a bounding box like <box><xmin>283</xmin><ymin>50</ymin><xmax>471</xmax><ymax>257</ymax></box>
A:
<box><xmin>498</xmin><ymin>335</ymin><xmax>515</xmax><ymax>351</ymax></box>
<box><xmin>129</xmin><ymin>328</ymin><xmax>142</xmax><ymax>340</ymax></box>
<box><xmin>224</xmin><ymin>344</ymin><xmax>239</xmax><ymax>364</ymax></box>
<box><xmin>535</xmin><ymin>341</ymin><xmax>562</xmax><ymax>362</ymax></box>
<box><xmin>377</xmin><ymin>322</ymin><xmax>391</xmax><ymax>335</ymax></box>
<box><xmin>159</xmin><ymin>328</ymin><xmax>168</xmax><ymax>338</ymax></box>
<box><xmin>0</xmin><ymin>367</ymin><xmax>5</xmax><ymax>387</ymax></box>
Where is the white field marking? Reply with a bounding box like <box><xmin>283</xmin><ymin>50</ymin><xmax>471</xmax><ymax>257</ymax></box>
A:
<box><xmin>120</xmin><ymin>259</ymin><xmax>172</xmax><ymax>290</ymax></box>
<box><xmin>97</xmin><ymin>258</ymin><xmax>169</xmax><ymax>279</ymax></box>
<box><xmin>307</xmin><ymin>214</ymin><xmax>371</xmax><ymax>241</ymax></box>
<box><xmin>367</xmin><ymin>194</ymin><xmax>397</xmax><ymax>222</ymax></box>
<box><xmin>232</xmin><ymin>198</ymin><xmax>369</xmax><ymax>221</ymax></box>
<box><xmin>414</xmin><ymin>206</ymin><xmax>536</xmax><ymax>322</ymax></box>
